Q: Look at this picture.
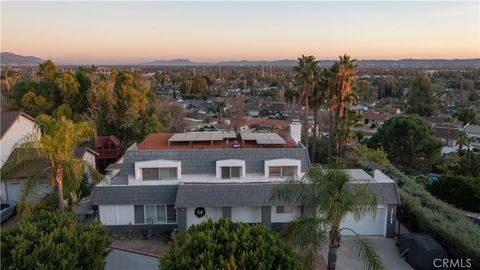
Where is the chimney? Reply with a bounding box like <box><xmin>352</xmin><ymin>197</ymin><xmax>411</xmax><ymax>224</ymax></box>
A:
<box><xmin>290</xmin><ymin>119</ymin><xmax>302</xmax><ymax>145</ymax></box>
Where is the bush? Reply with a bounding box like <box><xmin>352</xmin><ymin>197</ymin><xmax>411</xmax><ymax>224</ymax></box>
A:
<box><xmin>428</xmin><ymin>175</ymin><xmax>480</xmax><ymax>212</ymax></box>
<box><xmin>1</xmin><ymin>209</ymin><xmax>111</xmax><ymax>270</ymax></box>
<box><xmin>160</xmin><ymin>219</ymin><xmax>301</xmax><ymax>270</ymax></box>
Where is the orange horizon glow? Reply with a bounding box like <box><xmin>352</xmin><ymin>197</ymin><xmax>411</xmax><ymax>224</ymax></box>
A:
<box><xmin>2</xmin><ymin>2</ymin><xmax>479</xmax><ymax>64</ymax></box>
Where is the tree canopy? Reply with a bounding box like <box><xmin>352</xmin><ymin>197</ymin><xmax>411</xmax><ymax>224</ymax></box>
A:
<box><xmin>406</xmin><ymin>76</ymin><xmax>438</xmax><ymax>116</ymax></box>
<box><xmin>160</xmin><ymin>219</ymin><xmax>301</xmax><ymax>270</ymax></box>
<box><xmin>366</xmin><ymin>115</ymin><xmax>442</xmax><ymax>173</ymax></box>
<box><xmin>5</xmin><ymin>60</ymin><xmax>174</xmax><ymax>146</ymax></box>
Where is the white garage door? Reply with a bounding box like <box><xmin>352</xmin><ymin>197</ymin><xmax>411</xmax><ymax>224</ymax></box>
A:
<box><xmin>6</xmin><ymin>180</ymin><xmax>50</xmax><ymax>202</ymax></box>
<box><xmin>340</xmin><ymin>206</ymin><xmax>387</xmax><ymax>236</ymax></box>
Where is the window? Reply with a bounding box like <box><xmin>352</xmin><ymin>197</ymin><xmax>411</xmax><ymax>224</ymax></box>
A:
<box><xmin>269</xmin><ymin>166</ymin><xmax>297</xmax><ymax>178</ymax></box>
<box><xmin>142</xmin><ymin>168</ymin><xmax>177</xmax><ymax>180</ymax></box>
<box><xmin>221</xmin><ymin>166</ymin><xmax>241</xmax><ymax>179</ymax></box>
<box><xmin>276</xmin><ymin>205</ymin><xmax>293</xmax><ymax>214</ymax></box>
<box><xmin>142</xmin><ymin>168</ymin><xmax>159</xmax><ymax>180</ymax></box>
<box><xmin>159</xmin><ymin>168</ymin><xmax>177</xmax><ymax>180</ymax></box>
<box><xmin>133</xmin><ymin>205</ymin><xmax>176</xmax><ymax>224</ymax></box>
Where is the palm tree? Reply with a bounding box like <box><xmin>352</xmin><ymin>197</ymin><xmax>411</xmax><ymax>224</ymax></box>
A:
<box><xmin>293</xmin><ymin>55</ymin><xmax>320</xmax><ymax>151</ymax></box>
<box><xmin>309</xmin><ymin>69</ymin><xmax>329</xmax><ymax>163</ymax></box>
<box><xmin>271</xmin><ymin>167</ymin><xmax>383</xmax><ymax>270</ymax></box>
<box><xmin>327</xmin><ymin>55</ymin><xmax>358</xmax><ymax>157</ymax></box>
<box><xmin>1</xmin><ymin>115</ymin><xmax>99</xmax><ymax>213</ymax></box>
<box><xmin>456</xmin><ymin>129</ymin><xmax>469</xmax><ymax>156</ymax></box>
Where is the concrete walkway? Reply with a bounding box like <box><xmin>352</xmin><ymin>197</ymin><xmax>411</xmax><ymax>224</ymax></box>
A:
<box><xmin>105</xmin><ymin>249</ymin><xmax>158</xmax><ymax>270</ymax></box>
<box><xmin>322</xmin><ymin>236</ymin><xmax>412</xmax><ymax>270</ymax></box>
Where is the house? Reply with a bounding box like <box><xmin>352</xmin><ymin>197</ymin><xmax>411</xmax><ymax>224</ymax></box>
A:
<box><xmin>91</xmin><ymin>121</ymin><xmax>400</xmax><ymax>238</ymax></box>
<box><xmin>0</xmin><ymin>111</ymin><xmax>98</xmax><ymax>202</ymax></box>
<box><xmin>464</xmin><ymin>124</ymin><xmax>480</xmax><ymax>152</ymax></box>
<box><xmin>0</xmin><ymin>111</ymin><xmax>39</xmax><ymax>201</ymax></box>
<box><xmin>2</xmin><ymin>146</ymin><xmax>98</xmax><ymax>202</ymax></box>
<box><xmin>362</xmin><ymin>111</ymin><xmax>394</xmax><ymax>129</ymax></box>
<box><xmin>95</xmin><ymin>135</ymin><xmax>122</xmax><ymax>173</ymax></box>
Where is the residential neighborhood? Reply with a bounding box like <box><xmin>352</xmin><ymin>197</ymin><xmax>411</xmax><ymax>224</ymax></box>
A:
<box><xmin>1</xmin><ymin>1</ymin><xmax>479</xmax><ymax>270</ymax></box>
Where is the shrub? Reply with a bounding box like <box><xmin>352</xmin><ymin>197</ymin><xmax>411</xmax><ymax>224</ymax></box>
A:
<box><xmin>1</xmin><ymin>209</ymin><xmax>111</xmax><ymax>270</ymax></box>
<box><xmin>428</xmin><ymin>175</ymin><xmax>480</xmax><ymax>212</ymax></box>
<box><xmin>160</xmin><ymin>219</ymin><xmax>301</xmax><ymax>270</ymax></box>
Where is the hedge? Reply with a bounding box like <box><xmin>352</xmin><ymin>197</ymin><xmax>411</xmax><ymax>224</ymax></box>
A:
<box><xmin>160</xmin><ymin>219</ymin><xmax>301</xmax><ymax>270</ymax></box>
<box><xmin>428</xmin><ymin>175</ymin><xmax>480</xmax><ymax>212</ymax></box>
<box><xmin>356</xmin><ymin>159</ymin><xmax>480</xmax><ymax>267</ymax></box>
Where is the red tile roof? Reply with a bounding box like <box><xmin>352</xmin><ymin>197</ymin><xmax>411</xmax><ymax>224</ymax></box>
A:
<box><xmin>362</xmin><ymin>111</ymin><xmax>394</xmax><ymax>122</ymax></box>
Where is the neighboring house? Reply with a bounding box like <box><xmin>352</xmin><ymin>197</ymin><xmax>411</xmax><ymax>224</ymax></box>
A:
<box><xmin>91</xmin><ymin>121</ymin><xmax>400</xmax><ymax>238</ymax></box>
<box><xmin>74</xmin><ymin>147</ymin><xmax>99</xmax><ymax>183</ymax></box>
<box><xmin>464</xmin><ymin>124</ymin><xmax>480</xmax><ymax>152</ymax></box>
<box><xmin>362</xmin><ymin>111</ymin><xmax>393</xmax><ymax>129</ymax></box>
<box><xmin>2</xmin><ymin>146</ymin><xmax>98</xmax><ymax>203</ymax></box>
<box><xmin>95</xmin><ymin>135</ymin><xmax>122</xmax><ymax>173</ymax></box>
<box><xmin>423</xmin><ymin>116</ymin><xmax>463</xmax><ymax>146</ymax></box>
<box><xmin>0</xmin><ymin>111</ymin><xmax>39</xmax><ymax>202</ymax></box>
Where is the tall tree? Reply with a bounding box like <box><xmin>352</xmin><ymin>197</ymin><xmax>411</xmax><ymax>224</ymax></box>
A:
<box><xmin>271</xmin><ymin>167</ymin><xmax>383</xmax><ymax>270</ymax></box>
<box><xmin>406</xmin><ymin>76</ymin><xmax>438</xmax><ymax>116</ymax></box>
<box><xmin>293</xmin><ymin>55</ymin><xmax>320</xmax><ymax>151</ymax></box>
<box><xmin>326</xmin><ymin>55</ymin><xmax>358</xmax><ymax>157</ymax></box>
<box><xmin>1</xmin><ymin>115</ymin><xmax>99</xmax><ymax>213</ymax></box>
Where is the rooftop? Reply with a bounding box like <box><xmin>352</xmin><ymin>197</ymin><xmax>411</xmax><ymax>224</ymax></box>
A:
<box><xmin>138</xmin><ymin>132</ymin><xmax>298</xmax><ymax>151</ymax></box>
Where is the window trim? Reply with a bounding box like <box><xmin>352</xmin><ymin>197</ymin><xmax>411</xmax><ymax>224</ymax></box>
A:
<box><xmin>134</xmin><ymin>159</ymin><xmax>181</xmax><ymax>181</ymax></box>
<box><xmin>264</xmin><ymin>159</ymin><xmax>301</xmax><ymax>179</ymax></box>
<box><xmin>134</xmin><ymin>204</ymin><xmax>177</xmax><ymax>224</ymax></box>
<box><xmin>221</xmin><ymin>166</ymin><xmax>242</xmax><ymax>179</ymax></box>
<box><xmin>268</xmin><ymin>166</ymin><xmax>298</xmax><ymax>178</ymax></box>
<box><xmin>216</xmin><ymin>159</ymin><xmax>245</xmax><ymax>179</ymax></box>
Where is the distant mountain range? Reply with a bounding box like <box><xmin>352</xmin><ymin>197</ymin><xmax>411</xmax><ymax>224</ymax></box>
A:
<box><xmin>2</xmin><ymin>52</ymin><xmax>479</xmax><ymax>68</ymax></box>
<box><xmin>1</xmin><ymin>52</ymin><xmax>43</xmax><ymax>66</ymax></box>
<box><xmin>142</xmin><ymin>58</ymin><xmax>480</xmax><ymax>68</ymax></box>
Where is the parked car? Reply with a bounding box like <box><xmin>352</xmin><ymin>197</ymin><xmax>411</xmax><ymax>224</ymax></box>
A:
<box><xmin>0</xmin><ymin>201</ymin><xmax>16</xmax><ymax>223</ymax></box>
<box><xmin>399</xmin><ymin>233</ymin><xmax>448</xmax><ymax>270</ymax></box>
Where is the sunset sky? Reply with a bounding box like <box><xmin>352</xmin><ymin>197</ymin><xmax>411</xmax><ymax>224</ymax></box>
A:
<box><xmin>1</xmin><ymin>1</ymin><xmax>479</xmax><ymax>65</ymax></box>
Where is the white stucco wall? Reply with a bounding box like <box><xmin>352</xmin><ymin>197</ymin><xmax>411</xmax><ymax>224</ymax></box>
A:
<box><xmin>231</xmin><ymin>207</ymin><xmax>262</xmax><ymax>223</ymax></box>
<box><xmin>0</xmin><ymin>115</ymin><xmax>39</xmax><ymax>202</ymax></box>
<box><xmin>99</xmin><ymin>205</ymin><xmax>135</xmax><ymax>225</ymax></box>
<box><xmin>186</xmin><ymin>207</ymin><xmax>223</xmax><ymax>227</ymax></box>
<box><xmin>0</xmin><ymin>115</ymin><xmax>39</xmax><ymax>169</ymax></box>
<box><xmin>271</xmin><ymin>206</ymin><xmax>301</xmax><ymax>223</ymax></box>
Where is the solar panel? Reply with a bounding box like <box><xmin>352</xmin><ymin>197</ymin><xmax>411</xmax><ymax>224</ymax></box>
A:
<box><xmin>168</xmin><ymin>132</ymin><xmax>233</xmax><ymax>142</ymax></box>
<box><xmin>240</xmin><ymin>132</ymin><xmax>286</xmax><ymax>145</ymax></box>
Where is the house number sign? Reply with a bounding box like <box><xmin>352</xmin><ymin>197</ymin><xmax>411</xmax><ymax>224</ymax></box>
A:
<box><xmin>194</xmin><ymin>207</ymin><xmax>206</xmax><ymax>217</ymax></box>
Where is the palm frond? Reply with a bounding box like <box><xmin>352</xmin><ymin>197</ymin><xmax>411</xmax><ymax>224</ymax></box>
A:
<box><xmin>280</xmin><ymin>216</ymin><xmax>329</xmax><ymax>270</ymax></box>
<box><xmin>18</xmin><ymin>169</ymin><xmax>51</xmax><ymax>213</ymax></box>
<box><xmin>350</xmin><ymin>231</ymin><xmax>385</xmax><ymax>270</ymax></box>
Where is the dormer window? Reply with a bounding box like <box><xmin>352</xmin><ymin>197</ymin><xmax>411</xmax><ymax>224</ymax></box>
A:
<box><xmin>221</xmin><ymin>166</ymin><xmax>242</xmax><ymax>179</ymax></box>
<box><xmin>265</xmin><ymin>159</ymin><xmax>301</xmax><ymax>179</ymax></box>
<box><xmin>134</xmin><ymin>160</ymin><xmax>181</xmax><ymax>182</ymax></box>
<box><xmin>268</xmin><ymin>166</ymin><xmax>297</xmax><ymax>178</ymax></box>
<box><xmin>216</xmin><ymin>159</ymin><xmax>246</xmax><ymax>179</ymax></box>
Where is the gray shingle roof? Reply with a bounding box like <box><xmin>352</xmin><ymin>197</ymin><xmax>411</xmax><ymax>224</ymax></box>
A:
<box><xmin>111</xmin><ymin>147</ymin><xmax>309</xmax><ymax>183</ymax></box>
<box><xmin>90</xmin><ymin>185</ymin><xmax>179</xmax><ymax>205</ymax></box>
<box><xmin>175</xmin><ymin>183</ymin><xmax>277</xmax><ymax>208</ymax></box>
<box><xmin>174</xmin><ymin>182</ymin><xmax>400</xmax><ymax>208</ymax></box>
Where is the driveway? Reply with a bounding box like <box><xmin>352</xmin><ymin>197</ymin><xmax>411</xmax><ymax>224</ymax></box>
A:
<box><xmin>322</xmin><ymin>237</ymin><xmax>412</xmax><ymax>270</ymax></box>
<box><xmin>105</xmin><ymin>249</ymin><xmax>158</xmax><ymax>270</ymax></box>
